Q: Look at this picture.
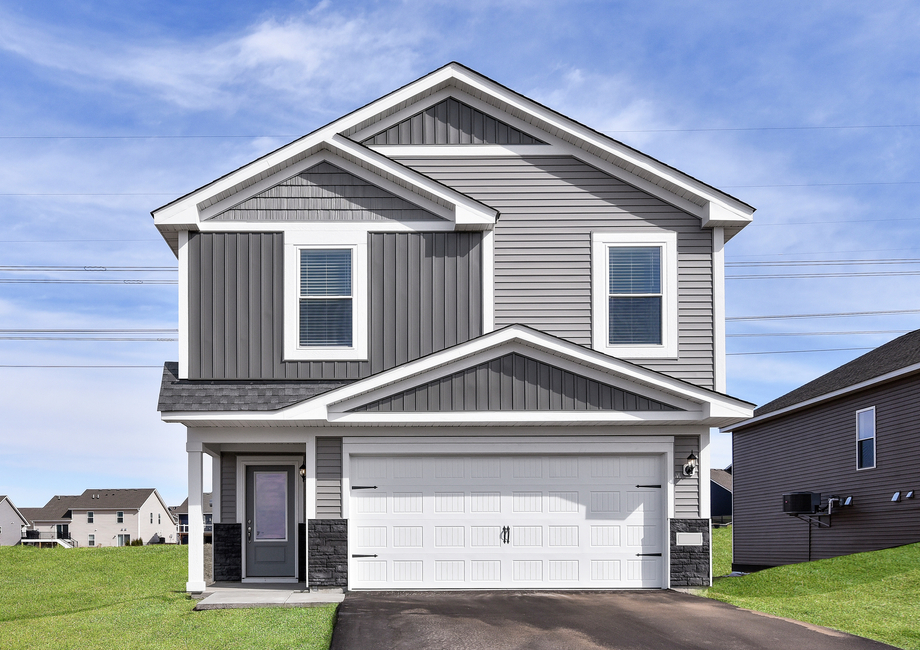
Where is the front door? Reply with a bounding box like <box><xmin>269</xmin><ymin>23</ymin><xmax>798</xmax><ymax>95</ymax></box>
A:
<box><xmin>245</xmin><ymin>465</ymin><xmax>296</xmax><ymax>578</ymax></box>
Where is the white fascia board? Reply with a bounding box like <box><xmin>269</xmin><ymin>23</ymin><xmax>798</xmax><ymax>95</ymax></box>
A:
<box><xmin>446</xmin><ymin>67</ymin><xmax>755</xmax><ymax>222</ymax></box>
<box><xmin>329</xmin><ymin>411</ymin><xmax>711</xmax><ymax>426</ymax></box>
<box><xmin>723</xmin><ymin>362</ymin><xmax>920</xmax><ymax>433</ymax></box>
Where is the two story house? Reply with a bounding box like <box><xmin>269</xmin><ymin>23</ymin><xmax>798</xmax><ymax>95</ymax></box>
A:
<box><xmin>155</xmin><ymin>63</ymin><xmax>755</xmax><ymax>592</ymax></box>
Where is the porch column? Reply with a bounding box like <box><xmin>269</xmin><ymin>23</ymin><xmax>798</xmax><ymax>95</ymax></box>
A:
<box><xmin>186</xmin><ymin>441</ymin><xmax>206</xmax><ymax>592</ymax></box>
<box><xmin>304</xmin><ymin>435</ymin><xmax>316</xmax><ymax>586</ymax></box>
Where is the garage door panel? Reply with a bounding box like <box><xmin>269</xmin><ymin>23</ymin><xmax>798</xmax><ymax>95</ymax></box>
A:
<box><xmin>347</xmin><ymin>454</ymin><xmax>664</xmax><ymax>589</ymax></box>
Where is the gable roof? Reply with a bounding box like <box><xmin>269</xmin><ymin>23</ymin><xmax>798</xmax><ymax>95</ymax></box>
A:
<box><xmin>170</xmin><ymin>493</ymin><xmax>212</xmax><ymax>516</ymax></box>
<box><xmin>161</xmin><ymin>324</ymin><xmax>754</xmax><ymax>428</ymax></box>
<box><xmin>727</xmin><ymin>329</ymin><xmax>920</xmax><ymax>432</ymax></box>
<box><xmin>67</xmin><ymin>488</ymin><xmax>166</xmax><ymax>512</ymax></box>
<box><xmin>710</xmin><ymin>469</ymin><xmax>733</xmax><ymax>492</ymax></box>
<box><xmin>152</xmin><ymin>62</ymin><xmax>754</xmax><ymax>254</ymax></box>
<box><xmin>0</xmin><ymin>496</ymin><xmax>29</xmax><ymax>526</ymax></box>
<box><xmin>21</xmin><ymin>495</ymin><xmax>80</xmax><ymax>523</ymax></box>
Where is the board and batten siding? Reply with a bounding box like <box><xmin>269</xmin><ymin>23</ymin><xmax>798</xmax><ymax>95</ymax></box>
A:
<box><xmin>187</xmin><ymin>231</ymin><xmax>482</xmax><ymax>380</ymax></box>
<box><xmin>674</xmin><ymin>436</ymin><xmax>701</xmax><ymax>517</ymax></box>
<box><xmin>397</xmin><ymin>156</ymin><xmax>715</xmax><ymax>389</ymax></box>
<box><xmin>733</xmin><ymin>372</ymin><xmax>920</xmax><ymax>569</ymax></box>
<box><xmin>220</xmin><ymin>453</ymin><xmax>237</xmax><ymax>523</ymax></box>
<box><xmin>316</xmin><ymin>438</ymin><xmax>343</xmax><ymax>518</ymax></box>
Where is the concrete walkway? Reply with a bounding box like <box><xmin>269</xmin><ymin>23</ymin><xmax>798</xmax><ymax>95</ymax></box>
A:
<box><xmin>194</xmin><ymin>582</ymin><xmax>344</xmax><ymax>610</ymax></box>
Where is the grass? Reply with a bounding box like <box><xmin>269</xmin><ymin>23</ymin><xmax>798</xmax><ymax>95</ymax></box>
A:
<box><xmin>707</xmin><ymin>526</ymin><xmax>920</xmax><ymax>650</ymax></box>
<box><xmin>0</xmin><ymin>545</ymin><xmax>337</xmax><ymax>650</ymax></box>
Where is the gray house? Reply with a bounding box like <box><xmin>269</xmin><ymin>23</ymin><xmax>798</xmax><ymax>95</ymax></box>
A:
<box><xmin>724</xmin><ymin>329</ymin><xmax>920</xmax><ymax>571</ymax></box>
<box><xmin>155</xmin><ymin>62</ymin><xmax>755</xmax><ymax>592</ymax></box>
<box><xmin>0</xmin><ymin>496</ymin><xmax>29</xmax><ymax>546</ymax></box>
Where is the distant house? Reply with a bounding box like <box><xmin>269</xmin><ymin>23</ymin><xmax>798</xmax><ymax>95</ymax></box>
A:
<box><xmin>710</xmin><ymin>469</ymin><xmax>732</xmax><ymax>526</ymax></box>
<box><xmin>20</xmin><ymin>489</ymin><xmax>175</xmax><ymax>548</ymax></box>
<box><xmin>724</xmin><ymin>330</ymin><xmax>920</xmax><ymax>571</ymax></box>
<box><xmin>170</xmin><ymin>493</ymin><xmax>213</xmax><ymax>545</ymax></box>
<box><xmin>0</xmin><ymin>496</ymin><xmax>29</xmax><ymax>546</ymax></box>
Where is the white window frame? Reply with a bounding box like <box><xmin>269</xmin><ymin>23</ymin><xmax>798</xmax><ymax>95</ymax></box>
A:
<box><xmin>87</xmin><ymin>511</ymin><xmax>94</xmax><ymax>524</ymax></box>
<box><xmin>856</xmin><ymin>406</ymin><xmax>876</xmax><ymax>470</ymax></box>
<box><xmin>116</xmin><ymin>511</ymin><xmax>123</xmax><ymax>523</ymax></box>
<box><xmin>283</xmin><ymin>231</ymin><xmax>368</xmax><ymax>361</ymax></box>
<box><xmin>88</xmin><ymin>534</ymin><xmax>95</xmax><ymax>547</ymax></box>
<box><xmin>592</xmin><ymin>231</ymin><xmax>678</xmax><ymax>358</ymax></box>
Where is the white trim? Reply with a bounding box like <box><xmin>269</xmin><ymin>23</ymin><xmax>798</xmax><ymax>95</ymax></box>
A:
<box><xmin>712</xmin><ymin>228</ymin><xmax>726</xmax><ymax>393</ymax></box>
<box><xmin>370</xmin><ymin>145</ymin><xmax>556</xmax><ymax>156</ymax></box>
<box><xmin>482</xmin><ymin>229</ymin><xmax>495</xmax><ymax>333</ymax></box>
<box><xmin>283</xmin><ymin>236</ymin><xmax>368</xmax><ymax>361</ymax></box>
<box><xmin>235</xmin><ymin>456</ymin><xmax>303</xmax><ymax>581</ymax></box>
<box><xmin>178</xmin><ymin>230</ymin><xmax>190</xmax><ymax>379</ymax></box>
<box><xmin>724</xmin><ymin>362</ymin><xmax>920</xmax><ymax>432</ymax></box>
<box><xmin>591</xmin><ymin>231</ymin><xmax>678</xmax><ymax>359</ymax></box>
<box><xmin>186</xmin><ymin>445</ymin><xmax>205</xmax><ymax>592</ymax></box>
<box><xmin>856</xmin><ymin>406</ymin><xmax>876</xmax><ymax>471</ymax></box>
<box><xmin>699</xmin><ymin>429</ymin><xmax>711</xmax><ymax>518</ymax></box>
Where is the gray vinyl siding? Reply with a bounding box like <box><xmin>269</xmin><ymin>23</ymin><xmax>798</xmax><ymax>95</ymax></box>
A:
<box><xmin>209</xmin><ymin>161</ymin><xmax>440</xmax><ymax>222</ymax></box>
<box><xmin>188</xmin><ymin>231</ymin><xmax>482</xmax><ymax>380</ymax></box>
<box><xmin>396</xmin><ymin>155</ymin><xmax>715</xmax><ymax>388</ymax></box>
<box><xmin>674</xmin><ymin>436</ymin><xmax>700</xmax><ymax>517</ymax></box>
<box><xmin>316</xmin><ymin>438</ymin><xmax>343</xmax><ymax>518</ymax></box>
<box><xmin>351</xmin><ymin>352</ymin><xmax>681</xmax><ymax>412</ymax></box>
<box><xmin>220</xmin><ymin>453</ymin><xmax>237</xmax><ymax>523</ymax></box>
<box><xmin>732</xmin><ymin>372</ymin><xmax>920</xmax><ymax>569</ymax></box>
<box><xmin>362</xmin><ymin>97</ymin><xmax>545</xmax><ymax>146</ymax></box>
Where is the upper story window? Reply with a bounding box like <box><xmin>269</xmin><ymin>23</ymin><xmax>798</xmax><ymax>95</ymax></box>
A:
<box><xmin>116</xmin><ymin>511</ymin><xmax>123</xmax><ymax>523</ymax></box>
<box><xmin>592</xmin><ymin>231</ymin><xmax>678</xmax><ymax>358</ymax></box>
<box><xmin>283</xmin><ymin>233</ymin><xmax>368</xmax><ymax>361</ymax></box>
<box><xmin>300</xmin><ymin>249</ymin><xmax>353</xmax><ymax>347</ymax></box>
<box><xmin>87</xmin><ymin>511</ymin><xmax>94</xmax><ymax>523</ymax></box>
<box><xmin>856</xmin><ymin>406</ymin><xmax>876</xmax><ymax>469</ymax></box>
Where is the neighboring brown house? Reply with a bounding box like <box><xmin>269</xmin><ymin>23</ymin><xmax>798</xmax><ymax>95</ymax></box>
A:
<box><xmin>710</xmin><ymin>469</ymin><xmax>732</xmax><ymax>526</ymax></box>
<box><xmin>724</xmin><ymin>330</ymin><xmax>920</xmax><ymax>571</ymax></box>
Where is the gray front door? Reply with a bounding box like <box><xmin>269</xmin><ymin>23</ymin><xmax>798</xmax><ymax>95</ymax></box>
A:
<box><xmin>245</xmin><ymin>465</ymin><xmax>296</xmax><ymax>578</ymax></box>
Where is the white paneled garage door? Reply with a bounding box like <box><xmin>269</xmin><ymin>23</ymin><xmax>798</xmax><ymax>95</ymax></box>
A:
<box><xmin>347</xmin><ymin>454</ymin><xmax>664</xmax><ymax>589</ymax></box>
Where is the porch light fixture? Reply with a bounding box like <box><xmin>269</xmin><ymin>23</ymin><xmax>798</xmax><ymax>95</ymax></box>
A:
<box><xmin>682</xmin><ymin>452</ymin><xmax>698</xmax><ymax>477</ymax></box>
<box><xmin>299</xmin><ymin>463</ymin><xmax>307</xmax><ymax>482</ymax></box>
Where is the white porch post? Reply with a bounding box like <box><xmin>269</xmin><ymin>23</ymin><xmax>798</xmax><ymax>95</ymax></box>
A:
<box><xmin>304</xmin><ymin>435</ymin><xmax>316</xmax><ymax>587</ymax></box>
<box><xmin>186</xmin><ymin>441</ymin><xmax>206</xmax><ymax>592</ymax></box>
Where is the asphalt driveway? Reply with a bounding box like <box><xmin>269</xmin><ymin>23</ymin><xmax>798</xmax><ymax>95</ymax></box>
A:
<box><xmin>329</xmin><ymin>590</ymin><xmax>896</xmax><ymax>650</ymax></box>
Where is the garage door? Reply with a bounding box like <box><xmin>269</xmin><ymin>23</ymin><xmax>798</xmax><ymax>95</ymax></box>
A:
<box><xmin>347</xmin><ymin>454</ymin><xmax>664</xmax><ymax>589</ymax></box>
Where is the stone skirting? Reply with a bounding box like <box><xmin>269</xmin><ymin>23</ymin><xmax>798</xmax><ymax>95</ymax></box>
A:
<box><xmin>670</xmin><ymin>518</ymin><xmax>710</xmax><ymax>587</ymax></box>
<box><xmin>308</xmin><ymin>519</ymin><xmax>347</xmax><ymax>588</ymax></box>
<box><xmin>212</xmin><ymin>523</ymin><xmax>242</xmax><ymax>582</ymax></box>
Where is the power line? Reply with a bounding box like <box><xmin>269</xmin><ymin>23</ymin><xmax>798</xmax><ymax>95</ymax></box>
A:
<box><xmin>726</xmin><ymin>258</ymin><xmax>920</xmax><ymax>267</ymax></box>
<box><xmin>0</xmin><ymin>337</ymin><xmax>177</xmax><ymax>341</ymax></box>
<box><xmin>0</xmin><ymin>134</ymin><xmax>297</xmax><ymax>140</ymax></box>
<box><xmin>0</xmin><ymin>265</ymin><xmax>176</xmax><ymax>272</ymax></box>
<box><xmin>0</xmin><ymin>279</ymin><xmax>177</xmax><ymax>284</ymax></box>
<box><xmin>727</xmin><ymin>330</ymin><xmax>910</xmax><ymax>338</ymax></box>
<box><xmin>728</xmin><ymin>270</ymin><xmax>920</xmax><ymax>279</ymax></box>
<box><xmin>604</xmin><ymin>124</ymin><xmax>920</xmax><ymax>133</ymax></box>
<box><xmin>727</xmin><ymin>308</ymin><xmax>920</xmax><ymax>321</ymax></box>
<box><xmin>0</xmin><ymin>329</ymin><xmax>177</xmax><ymax>333</ymax></box>
<box><xmin>727</xmin><ymin>347</ymin><xmax>874</xmax><ymax>356</ymax></box>
<box><xmin>0</xmin><ymin>365</ymin><xmax>163</xmax><ymax>368</ymax></box>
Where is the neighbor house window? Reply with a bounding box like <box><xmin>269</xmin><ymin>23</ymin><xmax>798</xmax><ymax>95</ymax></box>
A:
<box><xmin>88</xmin><ymin>534</ymin><xmax>95</xmax><ymax>547</ymax></box>
<box><xmin>150</xmin><ymin>513</ymin><xmax>153</xmax><ymax>524</ymax></box>
<box><xmin>87</xmin><ymin>511</ymin><xmax>94</xmax><ymax>523</ymax></box>
<box><xmin>158</xmin><ymin>514</ymin><xmax>161</xmax><ymax>525</ymax></box>
<box><xmin>299</xmin><ymin>249</ymin><xmax>353</xmax><ymax>347</ymax></box>
<box><xmin>857</xmin><ymin>407</ymin><xmax>876</xmax><ymax>469</ymax></box>
<box><xmin>283</xmin><ymin>235</ymin><xmax>367</xmax><ymax>362</ymax></box>
<box><xmin>117</xmin><ymin>534</ymin><xmax>129</xmax><ymax>546</ymax></box>
<box><xmin>116</xmin><ymin>511</ymin><xmax>123</xmax><ymax>523</ymax></box>
<box><xmin>592</xmin><ymin>232</ymin><xmax>678</xmax><ymax>358</ymax></box>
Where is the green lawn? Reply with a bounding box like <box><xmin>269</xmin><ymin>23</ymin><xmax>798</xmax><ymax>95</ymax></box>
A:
<box><xmin>0</xmin><ymin>545</ymin><xmax>337</xmax><ymax>650</ymax></box>
<box><xmin>707</xmin><ymin>526</ymin><xmax>920</xmax><ymax>650</ymax></box>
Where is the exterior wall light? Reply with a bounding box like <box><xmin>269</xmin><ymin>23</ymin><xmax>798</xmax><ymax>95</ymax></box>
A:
<box><xmin>682</xmin><ymin>451</ymin><xmax>698</xmax><ymax>477</ymax></box>
<box><xmin>299</xmin><ymin>463</ymin><xmax>307</xmax><ymax>482</ymax></box>
<box><xmin>891</xmin><ymin>492</ymin><xmax>901</xmax><ymax>502</ymax></box>
<box><xmin>906</xmin><ymin>491</ymin><xmax>914</xmax><ymax>499</ymax></box>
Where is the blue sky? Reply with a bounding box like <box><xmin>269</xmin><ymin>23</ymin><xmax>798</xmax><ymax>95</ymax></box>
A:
<box><xmin>2</xmin><ymin>0</ymin><xmax>920</xmax><ymax>507</ymax></box>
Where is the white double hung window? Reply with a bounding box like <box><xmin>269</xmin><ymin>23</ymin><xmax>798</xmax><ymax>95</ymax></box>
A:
<box><xmin>592</xmin><ymin>231</ymin><xmax>677</xmax><ymax>358</ymax></box>
<box><xmin>299</xmin><ymin>249</ymin><xmax>353</xmax><ymax>347</ymax></box>
<box><xmin>283</xmin><ymin>233</ymin><xmax>368</xmax><ymax>361</ymax></box>
<box><xmin>856</xmin><ymin>407</ymin><xmax>876</xmax><ymax>470</ymax></box>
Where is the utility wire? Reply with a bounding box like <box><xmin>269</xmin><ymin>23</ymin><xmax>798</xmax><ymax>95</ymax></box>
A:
<box><xmin>727</xmin><ymin>347</ymin><xmax>875</xmax><ymax>356</ymax></box>
<box><xmin>727</xmin><ymin>308</ymin><xmax>920</xmax><ymax>321</ymax></box>
<box><xmin>727</xmin><ymin>330</ymin><xmax>910</xmax><ymax>338</ymax></box>
<box><xmin>727</xmin><ymin>270</ymin><xmax>920</xmax><ymax>279</ymax></box>
<box><xmin>0</xmin><ymin>265</ymin><xmax>176</xmax><ymax>272</ymax></box>
<box><xmin>0</xmin><ymin>279</ymin><xmax>176</xmax><ymax>284</ymax></box>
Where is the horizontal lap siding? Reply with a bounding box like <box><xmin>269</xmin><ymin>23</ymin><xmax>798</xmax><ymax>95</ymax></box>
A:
<box><xmin>316</xmin><ymin>438</ymin><xmax>343</xmax><ymax>518</ymax></box>
<box><xmin>397</xmin><ymin>156</ymin><xmax>714</xmax><ymax>388</ymax></box>
<box><xmin>674</xmin><ymin>436</ymin><xmax>700</xmax><ymax>517</ymax></box>
<box><xmin>188</xmin><ymin>231</ymin><xmax>481</xmax><ymax>380</ymax></box>
<box><xmin>733</xmin><ymin>373</ymin><xmax>920</xmax><ymax>568</ymax></box>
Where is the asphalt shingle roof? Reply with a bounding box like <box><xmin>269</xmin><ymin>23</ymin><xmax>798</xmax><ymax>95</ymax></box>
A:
<box><xmin>157</xmin><ymin>362</ymin><xmax>350</xmax><ymax>412</ymax></box>
<box><xmin>755</xmin><ymin>329</ymin><xmax>920</xmax><ymax>417</ymax></box>
<box><xmin>710</xmin><ymin>469</ymin><xmax>733</xmax><ymax>492</ymax></box>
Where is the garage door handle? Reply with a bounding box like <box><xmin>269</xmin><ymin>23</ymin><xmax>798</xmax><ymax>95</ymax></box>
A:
<box><xmin>352</xmin><ymin>554</ymin><xmax>378</xmax><ymax>558</ymax></box>
<box><xmin>351</xmin><ymin>485</ymin><xmax>378</xmax><ymax>490</ymax></box>
<box><xmin>501</xmin><ymin>526</ymin><xmax>510</xmax><ymax>544</ymax></box>
<box><xmin>635</xmin><ymin>485</ymin><xmax>661</xmax><ymax>488</ymax></box>
<box><xmin>636</xmin><ymin>553</ymin><xmax>662</xmax><ymax>557</ymax></box>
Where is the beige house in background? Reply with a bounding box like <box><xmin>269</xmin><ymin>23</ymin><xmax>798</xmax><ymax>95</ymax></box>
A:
<box><xmin>0</xmin><ymin>496</ymin><xmax>29</xmax><ymax>546</ymax></box>
<box><xmin>21</xmin><ymin>489</ymin><xmax>175</xmax><ymax>548</ymax></box>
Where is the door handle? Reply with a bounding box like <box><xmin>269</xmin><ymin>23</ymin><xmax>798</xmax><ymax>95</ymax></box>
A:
<box><xmin>501</xmin><ymin>526</ymin><xmax>510</xmax><ymax>545</ymax></box>
<box><xmin>247</xmin><ymin>519</ymin><xmax>252</xmax><ymax>543</ymax></box>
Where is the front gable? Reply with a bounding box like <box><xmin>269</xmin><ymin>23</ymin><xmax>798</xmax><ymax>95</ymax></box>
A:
<box><xmin>349</xmin><ymin>351</ymin><xmax>682</xmax><ymax>413</ymax></box>
<box><xmin>208</xmin><ymin>161</ymin><xmax>445</xmax><ymax>223</ymax></box>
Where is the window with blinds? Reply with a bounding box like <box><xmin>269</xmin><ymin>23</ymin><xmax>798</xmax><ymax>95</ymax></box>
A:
<box><xmin>608</xmin><ymin>247</ymin><xmax>662</xmax><ymax>345</ymax></box>
<box><xmin>856</xmin><ymin>407</ymin><xmax>875</xmax><ymax>470</ymax></box>
<box><xmin>299</xmin><ymin>249</ymin><xmax>353</xmax><ymax>347</ymax></box>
